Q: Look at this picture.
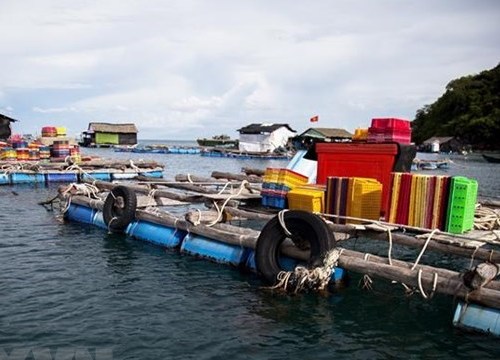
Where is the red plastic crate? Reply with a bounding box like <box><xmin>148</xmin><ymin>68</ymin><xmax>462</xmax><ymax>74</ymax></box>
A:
<box><xmin>371</xmin><ymin>118</ymin><xmax>411</xmax><ymax>130</ymax></box>
<box><xmin>367</xmin><ymin>127</ymin><xmax>411</xmax><ymax>144</ymax></box>
<box><xmin>367</xmin><ymin>128</ymin><xmax>411</xmax><ymax>144</ymax></box>
<box><xmin>316</xmin><ymin>143</ymin><xmax>399</xmax><ymax>218</ymax></box>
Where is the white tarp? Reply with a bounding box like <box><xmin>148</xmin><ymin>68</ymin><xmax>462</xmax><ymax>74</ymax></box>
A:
<box><xmin>238</xmin><ymin>127</ymin><xmax>295</xmax><ymax>152</ymax></box>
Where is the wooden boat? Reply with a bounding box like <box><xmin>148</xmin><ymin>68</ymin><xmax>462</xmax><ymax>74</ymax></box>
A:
<box><xmin>197</xmin><ymin>135</ymin><xmax>238</xmax><ymax>148</ymax></box>
<box><xmin>482</xmin><ymin>154</ymin><xmax>500</xmax><ymax>163</ymax></box>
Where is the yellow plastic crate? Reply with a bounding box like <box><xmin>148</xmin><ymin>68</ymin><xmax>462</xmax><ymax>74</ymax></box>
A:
<box><xmin>347</xmin><ymin>177</ymin><xmax>382</xmax><ymax>223</ymax></box>
<box><xmin>287</xmin><ymin>185</ymin><xmax>325</xmax><ymax>213</ymax></box>
<box><xmin>263</xmin><ymin>168</ymin><xmax>281</xmax><ymax>183</ymax></box>
<box><xmin>279</xmin><ymin>169</ymin><xmax>308</xmax><ymax>188</ymax></box>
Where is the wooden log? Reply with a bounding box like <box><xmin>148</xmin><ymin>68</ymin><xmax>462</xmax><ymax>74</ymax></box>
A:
<box><xmin>70</xmin><ymin>196</ymin><xmax>104</xmax><ymax>211</ymax></box>
<box><xmin>337</xmin><ymin>255</ymin><xmax>500</xmax><ymax>309</ymax></box>
<box><xmin>156</xmin><ymin>182</ymin><xmax>218</xmax><ymax>194</ymax></box>
<box><xmin>223</xmin><ymin>207</ymin><xmax>275</xmax><ymax>220</ymax></box>
<box><xmin>175</xmin><ymin>174</ymin><xmax>215</xmax><ymax>183</ymax></box>
<box><xmin>211</xmin><ymin>171</ymin><xmax>262</xmax><ymax>183</ymax></box>
<box><xmin>136</xmin><ymin>210</ymin><xmax>258</xmax><ymax>249</ymax></box>
<box><xmin>241</xmin><ymin>167</ymin><xmax>265</xmax><ymax>176</ymax></box>
<box><xmin>78</xmin><ymin>185</ymin><xmax>499</xmax><ymax>263</ymax></box>
<box><xmin>463</xmin><ymin>263</ymin><xmax>500</xmax><ymax>290</ymax></box>
<box><xmin>81</xmin><ymin>159</ymin><xmax>162</xmax><ymax>169</ymax></box>
<box><xmin>478</xmin><ymin>196</ymin><xmax>500</xmax><ymax>208</ymax></box>
<box><xmin>83</xmin><ymin>179</ymin><xmax>205</xmax><ymax>203</ymax></box>
<box><xmin>185</xmin><ymin>210</ymin><xmax>221</xmax><ymax>225</ymax></box>
<box><xmin>360</xmin><ymin>229</ymin><xmax>500</xmax><ymax>263</ymax></box>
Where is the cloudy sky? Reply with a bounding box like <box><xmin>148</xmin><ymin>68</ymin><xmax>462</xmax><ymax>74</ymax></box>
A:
<box><xmin>0</xmin><ymin>0</ymin><xmax>499</xmax><ymax>140</ymax></box>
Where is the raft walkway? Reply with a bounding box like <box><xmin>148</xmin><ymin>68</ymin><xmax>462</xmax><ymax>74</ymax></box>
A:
<box><xmin>43</xmin><ymin>170</ymin><xmax>500</xmax><ymax>335</ymax></box>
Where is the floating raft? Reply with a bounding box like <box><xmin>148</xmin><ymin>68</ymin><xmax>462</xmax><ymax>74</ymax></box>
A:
<box><xmin>114</xmin><ymin>145</ymin><xmax>201</xmax><ymax>154</ymax></box>
<box><xmin>0</xmin><ymin>159</ymin><xmax>164</xmax><ymax>185</ymax></box>
<box><xmin>200</xmin><ymin>148</ymin><xmax>292</xmax><ymax>160</ymax></box>
<box><xmin>47</xmin><ymin>171</ymin><xmax>500</xmax><ymax>336</ymax></box>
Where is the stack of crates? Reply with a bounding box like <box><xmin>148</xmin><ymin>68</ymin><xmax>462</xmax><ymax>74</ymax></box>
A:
<box><xmin>352</xmin><ymin>128</ymin><xmax>369</xmax><ymax>141</ymax></box>
<box><xmin>347</xmin><ymin>178</ymin><xmax>383</xmax><ymax>224</ymax></box>
<box><xmin>261</xmin><ymin>168</ymin><xmax>308</xmax><ymax>209</ymax></box>
<box><xmin>367</xmin><ymin>118</ymin><xmax>411</xmax><ymax>144</ymax></box>
<box><xmin>287</xmin><ymin>185</ymin><xmax>326</xmax><ymax>213</ymax></box>
<box><xmin>326</xmin><ymin>176</ymin><xmax>382</xmax><ymax>224</ymax></box>
<box><xmin>445</xmin><ymin>176</ymin><xmax>478</xmax><ymax>234</ymax></box>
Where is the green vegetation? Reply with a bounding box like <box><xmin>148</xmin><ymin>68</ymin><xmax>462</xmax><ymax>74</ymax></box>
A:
<box><xmin>412</xmin><ymin>63</ymin><xmax>500</xmax><ymax>150</ymax></box>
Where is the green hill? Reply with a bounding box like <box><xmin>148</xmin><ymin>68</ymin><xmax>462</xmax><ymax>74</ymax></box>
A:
<box><xmin>412</xmin><ymin>63</ymin><xmax>500</xmax><ymax>150</ymax></box>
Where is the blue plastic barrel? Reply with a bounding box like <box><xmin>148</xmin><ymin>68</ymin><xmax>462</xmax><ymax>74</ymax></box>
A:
<box><xmin>126</xmin><ymin>220</ymin><xmax>187</xmax><ymax>248</ymax></box>
<box><xmin>64</xmin><ymin>204</ymin><xmax>96</xmax><ymax>224</ymax></box>
<box><xmin>81</xmin><ymin>172</ymin><xmax>112</xmax><ymax>181</ymax></box>
<box><xmin>245</xmin><ymin>250</ymin><xmax>345</xmax><ymax>283</ymax></box>
<box><xmin>11</xmin><ymin>173</ymin><xmax>45</xmax><ymax>184</ymax></box>
<box><xmin>453</xmin><ymin>301</ymin><xmax>500</xmax><ymax>335</ymax></box>
<box><xmin>180</xmin><ymin>233</ymin><xmax>248</xmax><ymax>266</ymax></box>
<box><xmin>92</xmin><ymin>211</ymin><xmax>108</xmax><ymax>230</ymax></box>
<box><xmin>139</xmin><ymin>170</ymin><xmax>163</xmax><ymax>178</ymax></box>
<box><xmin>0</xmin><ymin>173</ymin><xmax>10</xmax><ymax>185</ymax></box>
<box><xmin>45</xmin><ymin>172</ymin><xmax>78</xmax><ymax>183</ymax></box>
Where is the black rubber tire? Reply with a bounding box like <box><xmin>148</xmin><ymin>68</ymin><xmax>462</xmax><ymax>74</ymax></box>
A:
<box><xmin>103</xmin><ymin>186</ymin><xmax>137</xmax><ymax>232</ymax></box>
<box><xmin>255</xmin><ymin>210</ymin><xmax>335</xmax><ymax>285</ymax></box>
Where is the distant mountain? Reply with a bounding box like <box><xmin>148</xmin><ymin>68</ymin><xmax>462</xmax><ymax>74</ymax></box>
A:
<box><xmin>412</xmin><ymin>63</ymin><xmax>500</xmax><ymax>150</ymax></box>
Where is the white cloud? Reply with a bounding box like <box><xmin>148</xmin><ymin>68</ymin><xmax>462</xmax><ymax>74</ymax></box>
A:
<box><xmin>0</xmin><ymin>0</ymin><xmax>499</xmax><ymax>139</ymax></box>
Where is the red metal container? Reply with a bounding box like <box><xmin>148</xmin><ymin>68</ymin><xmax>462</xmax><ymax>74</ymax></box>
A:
<box><xmin>316</xmin><ymin>143</ymin><xmax>399</xmax><ymax>218</ymax></box>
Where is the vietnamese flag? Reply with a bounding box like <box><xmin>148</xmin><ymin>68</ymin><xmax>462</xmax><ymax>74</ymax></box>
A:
<box><xmin>310</xmin><ymin>115</ymin><xmax>319</xmax><ymax>122</ymax></box>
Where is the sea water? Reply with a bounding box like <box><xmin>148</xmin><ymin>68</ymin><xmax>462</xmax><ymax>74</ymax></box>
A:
<box><xmin>0</xmin><ymin>143</ymin><xmax>499</xmax><ymax>360</ymax></box>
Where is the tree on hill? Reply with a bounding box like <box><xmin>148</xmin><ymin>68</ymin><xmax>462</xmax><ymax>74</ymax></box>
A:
<box><xmin>412</xmin><ymin>63</ymin><xmax>500</xmax><ymax>150</ymax></box>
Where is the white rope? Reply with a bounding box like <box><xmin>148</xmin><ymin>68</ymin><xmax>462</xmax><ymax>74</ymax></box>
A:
<box><xmin>62</xmin><ymin>183</ymin><xmax>100</xmax><ymax>199</ymax></box>
<box><xmin>411</xmin><ymin>228</ymin><xmax>439</xmax><ymax>271</ymax></box>
<box><xmin>186</xmin><ymin>173</ymin><xmax>194</xmax><ymax>183</ymax></box>
<box><xmin>417</xmin><ymin>270</ymin><xmax>439</xmax><ymax>300</ymax></box>
<box><xmin>474</xmin><ymin>204</ymin><xmax>500</xmax><ymax>231</ymax></box>
<box><xmin>129</xmin><ymin>159</ymin><xmax>141</xmax><ymax>172</ymax></box>
<box><xmin>107</xmin><ymin>217</ymin><xmax>118</xmax><ymax>233</ymax></box>
<box><xmin>277</xmin><ymin>209</ymin><xmax>292</xmax><ymax>236</ymax></box>
<box><xmin>271</xmin><ymin>248</ymin><xmax>343</xmax><ymax>293</ymax></box>
<box><xmin>387</xmin><ymin>227</ymin><xmax>393</xmax><ymax>266</ymax></box>
<box><xmin>205</xmin><ymin>180</ymin><xmax>249</xmax><ymax>227</ymax></box>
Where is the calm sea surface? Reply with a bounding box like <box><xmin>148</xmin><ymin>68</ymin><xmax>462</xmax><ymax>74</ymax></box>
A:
<box><xmin>1</xmin><ymin>142</ymin><xmax>499</xmax><ymax>359</ymax></box>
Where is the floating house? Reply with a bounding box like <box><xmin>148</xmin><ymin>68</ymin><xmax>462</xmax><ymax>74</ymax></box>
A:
<box><xmin>421</xmin><ymin>136</ymin><xmax>461</xmax><ymax>153</ymax></box>
<box><xmin>293</xmin><ymin>127</ymin><xmax>353</xmax><ymax>149</ymax></box>
<box><xmin>79</xmin><ymin>122</ymin><xmax>138</xmax><ymax>147</ymax></box>
<box><xmin>237</xmin><ymin>123</ymin><xmax>296</xmax><ymax>153</ymax></box>
<box><xmin>0</xmin><ymin>113</ymin><xmax>18</xmax><ymax>140</ymax></box>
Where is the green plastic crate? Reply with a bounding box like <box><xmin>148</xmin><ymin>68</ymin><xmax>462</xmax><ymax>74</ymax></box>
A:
<box><xmin>445</xmin><ymin>176</ymin><xmax>478</xmax><ymax>234</ymax></box>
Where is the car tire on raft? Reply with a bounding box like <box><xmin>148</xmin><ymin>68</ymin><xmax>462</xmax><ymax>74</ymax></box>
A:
<box><xmin>255</xmin><ymin>210</ymin><xmax>335</xmax><ymax>285</ymax></box>
<box><xmin>103</xmin><ymin>185</ymin><xmax>137</xmax><ymax>232</ymax></box>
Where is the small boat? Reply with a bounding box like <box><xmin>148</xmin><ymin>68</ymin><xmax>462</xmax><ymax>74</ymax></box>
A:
<box><xmin>197</xmin><ymin>135</ymin><xmax>238</xmax><ymax>148</ymax></box>
<box><xmin>482</xmin><ymin>154</ymin><xmax>500</xmax><ymax>163</ymax></box>
<box><xmin>412</xmin><ymin>159</ymin><xmax>450</xmax><ymax>170</ymax></box>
